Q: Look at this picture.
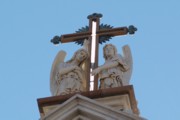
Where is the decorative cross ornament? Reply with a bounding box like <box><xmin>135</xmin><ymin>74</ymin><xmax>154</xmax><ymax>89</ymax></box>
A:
<box><xmin>51</xmin><ymin>13</ymin><xmax>137</xmax><ymax>91</ymax></box>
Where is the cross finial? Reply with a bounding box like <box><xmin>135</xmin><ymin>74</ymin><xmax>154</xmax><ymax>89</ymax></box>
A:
<box><xmin>87</xmin><ymin>13</ymin><xmax>103</xmax><ymax>20</ymax></box>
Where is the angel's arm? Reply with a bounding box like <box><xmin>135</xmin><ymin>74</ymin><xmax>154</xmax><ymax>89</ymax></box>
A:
<box><xmin>92</xmin><ymin>58</ymin><xmax>129</xmax><ymax>75</ymax></box>
<box><xmin>58</xmin><ymin>65</ymin><xmax>80</xmax><ymax>76</ymax></box>
<box><xmin>92</xmin><ymin>61</ymin><xmax>119</xmax><ymax>75</ymax></box>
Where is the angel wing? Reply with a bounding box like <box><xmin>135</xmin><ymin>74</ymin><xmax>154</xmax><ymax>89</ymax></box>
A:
<box><xmin>50</xmin><ymin>50</ymin><xmax>66</xmax><ymax>96</ymax></box>
<box><xmin>122</xmin><ymin>45</ymin><xmax>133</xmax><ymax>85</ymax></box>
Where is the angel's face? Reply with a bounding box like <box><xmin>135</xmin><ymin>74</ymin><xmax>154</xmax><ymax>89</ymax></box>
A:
<box><xmin>76</xmin><ymin>50</ymin><xmax>87</xmax><ymax>62</ymax></box>
<box><xmin>104</xmin><ymin>45</ymin><xmax>115</xmax><ymax>57</ymax></box>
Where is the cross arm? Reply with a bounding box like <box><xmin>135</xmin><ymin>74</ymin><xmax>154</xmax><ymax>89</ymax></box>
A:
<box><xmin>97</xmin><ymin>25</ymin><xmax>137</xmax><ymax>37</ymax></box>
<box><xmin>61</xmin><ymin>32</ymin><xmax>92</xmax><ymax>43</ymax></box>
<box><xmin>51</xmin><ymin>32</ymin><xmax>91</xmax><ymax>44</ymax></box>
<box><xmin>97</xmin><ymin>27</ymin><xmax>129</xmax><ymax>37</ymax></box>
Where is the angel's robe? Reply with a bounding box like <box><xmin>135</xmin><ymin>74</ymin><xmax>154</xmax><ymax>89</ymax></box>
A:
<box><xmin>56</xmin><ymin>62</ymin><xmax>85</xmax><ymax>95</ymax></box>
<box><xmin>99</xmin><ymin>54</ymin><xmax>129</xmax><ymax>89</ymax></box>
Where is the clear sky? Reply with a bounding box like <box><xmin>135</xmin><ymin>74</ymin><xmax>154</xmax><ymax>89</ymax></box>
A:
<box><xmin>0</xmin><ymin>0</ymin><xmax>180</xmax><ymax>120</ymax></box>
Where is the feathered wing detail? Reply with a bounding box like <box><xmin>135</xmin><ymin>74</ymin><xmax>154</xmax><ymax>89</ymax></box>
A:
<box><xmin>122</xmin><ymin>45</ymin><xmax>133</xmax><ymax>85</ymax></box>
<box><xmin>50</xmin><ymin>50</ymin><xmax>66</xmax><ymax>96</ymax></box>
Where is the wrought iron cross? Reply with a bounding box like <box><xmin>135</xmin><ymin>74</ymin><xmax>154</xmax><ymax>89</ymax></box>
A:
<box><xmin>51</xmin><ymin>13</ymin><xmax>137</xmax><ymax>91</ymax></box>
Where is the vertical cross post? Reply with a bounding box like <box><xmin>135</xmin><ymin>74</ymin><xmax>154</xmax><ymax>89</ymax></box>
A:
<box><xmin>87</xmin><ymin>14</ymin><xmax>101</xmax><ymax>90</ymax></box>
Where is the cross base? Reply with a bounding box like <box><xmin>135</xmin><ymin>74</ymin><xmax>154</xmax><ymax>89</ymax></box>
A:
<box><xmin>37</xmin><ymin>85</ymin><xmax>139</xmax><ymax>117</ymax></box>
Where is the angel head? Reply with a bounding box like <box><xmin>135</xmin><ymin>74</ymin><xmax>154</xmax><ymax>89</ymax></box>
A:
<box><xmin>67</xmin><ymin>48</ymin><xmax>89</xmax><ymax>66</ymax></box>
<box><xmin>103</xmin><ymin>44</ymin><xmax>117</xmax><ymax>60</ymax></box>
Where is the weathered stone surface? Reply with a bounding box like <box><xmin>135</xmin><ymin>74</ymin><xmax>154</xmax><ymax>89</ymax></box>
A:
<box><xmin>92</xmin><ymin>44</ymin><xmax>133</xmax><ymax>89</ymax></box>
<box><xmin>37</xmin><ymin>85</ymin><xmax>140</xmax><ymax>117</ymax></box>
<box><xmin>50</xmin><ymin>48</ymin><xmax>88</xmax><ymax>96</ymax></box>
<box><xmin>40</xmin><ymin>94</ymin><xmax>146</xmax><ymax>120</ymax></box>
<box><xmin>95</xmin><ymin>95</ymin><xmax>132</xmax><ymax>113</ymax></box>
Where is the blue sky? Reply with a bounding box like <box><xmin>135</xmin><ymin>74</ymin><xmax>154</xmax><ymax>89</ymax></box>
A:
<box><xmin>0</xmin><ymin>0</ymin><xmax>180</xmax><ymax>120</ymax></box>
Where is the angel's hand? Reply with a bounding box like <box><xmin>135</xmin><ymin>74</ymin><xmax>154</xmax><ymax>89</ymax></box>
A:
<box><xmin>84</xmin><ymin>39</ymin><xmax>89</xmax><ymax>44</ymax></box>
<box><xmin>83</xmin><ymin>38</ymin><xmax>90</xmax><ymax>49</ymax></box>
<box><xmin>91</xmin><ymin>68</ymin><xmax>101</xmax><ymax>76</ymax></box>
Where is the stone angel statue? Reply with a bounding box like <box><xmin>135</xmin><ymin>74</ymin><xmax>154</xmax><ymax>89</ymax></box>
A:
<box><xmin>92</xmin><ymin>44</ymin><xmax>133</xmax><ymax>89</ymax></box>
<box><xmin>50</xmin><ymin>40</ymin><xmax>89</xmax><ymax>96</ymax></box>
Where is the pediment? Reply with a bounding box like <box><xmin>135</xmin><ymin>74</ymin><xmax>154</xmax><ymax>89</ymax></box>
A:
<box><xmin>41</xmin><ymin>94</ymin><xmax>145</xmax><ymax>120</ymax></box>
<box><xmin>72</xmin><ymin>115</ymin><xmax>91</xmax><ymax>120</ymax></box>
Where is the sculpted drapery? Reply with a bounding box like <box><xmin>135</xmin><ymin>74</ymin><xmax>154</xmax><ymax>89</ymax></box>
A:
<box><xmin>50</xmin><ymin>43</ymin><xmax>132</xmax><ymax>95</ymax></box>
<box><xmin>92</xmin><ymin>44</ymin><xmax>133</xmax><ymax>89</ymax></box>
<box><xmin>50</xmin><ymin>49</ymin><xmax>89</xmax><ymax>96</ymax></box>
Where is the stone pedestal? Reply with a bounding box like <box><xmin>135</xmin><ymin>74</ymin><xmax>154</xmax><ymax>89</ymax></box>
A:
<box><xmin>37</xmin><ymin>85</ymin><xmax>145</xmax><ymax>120</ymax></box>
